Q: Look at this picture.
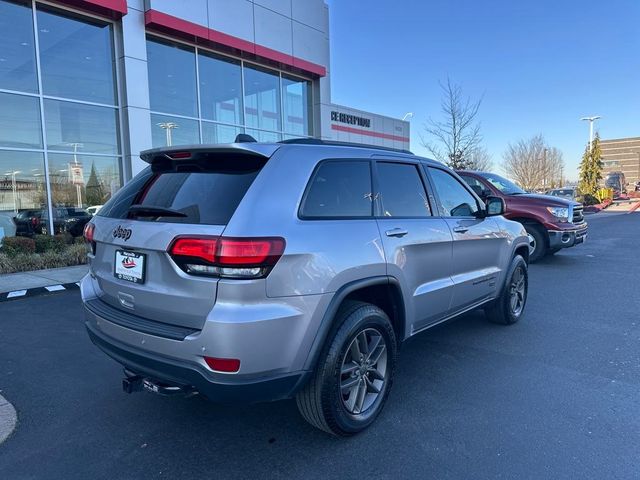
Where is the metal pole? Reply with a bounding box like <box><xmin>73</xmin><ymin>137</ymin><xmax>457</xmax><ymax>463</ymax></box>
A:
<box><xmin>589</xmin><ymin>121</ymin><xmax>594</xmax><ymax>150</ymax></box>
<box><xmin>12</xmin><ymin>173</ymin><xmax>17</xmax><ymax>213</ymax></box>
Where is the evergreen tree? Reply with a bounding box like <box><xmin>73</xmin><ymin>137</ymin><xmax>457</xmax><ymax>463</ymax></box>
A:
<box><xmin>85</xmin><ymin>163</ymin><xmax>105</xmax><ymax>206</ymax></box>
<box><xmin>578</xmin><ymin>134</ymin><xmax>603</xmax><ymax>197</ymax></box>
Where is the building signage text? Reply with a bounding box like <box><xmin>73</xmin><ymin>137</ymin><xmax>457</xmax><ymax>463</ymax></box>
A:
<box><xmin>331</xmin><ymin>111</ymin><xmax>371</xmax><ymax>128</ymax></box>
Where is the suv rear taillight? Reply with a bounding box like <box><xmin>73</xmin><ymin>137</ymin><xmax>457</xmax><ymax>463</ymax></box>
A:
<box><xmin>31</xmin><ymin>216</ymin><xmax>40</xmax><ymax>227</ymax></box>
<box><xmin>168</xmin><ymin>236</ymin><xmax>285</xmax><ymax>279</ymax></box>
<box><xmin>83</xmin><ymin>223</ymin><xmax>96</xmax><ymax>254</ymax></box>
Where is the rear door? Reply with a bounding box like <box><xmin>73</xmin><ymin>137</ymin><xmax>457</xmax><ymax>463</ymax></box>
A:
<box><xmin>374</xmin><ymin>160</ymin><xmax>453</xmax><ymax>332</ymax></box>
<box><xmin>426</xmin><ymin>166</ymin><xmax>505</xmax><ymax>312</ymax></box>
<box><xmin>90</xmin><ymin>153</ymin><xmax>267</xmax><ymax>330</ymax></box>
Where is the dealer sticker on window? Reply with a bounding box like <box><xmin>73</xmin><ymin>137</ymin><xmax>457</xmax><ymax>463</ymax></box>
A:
<box><xmin>114</xmin><ymin>250</ymin><xmax>146</xmax><ymax>284</ymax></box>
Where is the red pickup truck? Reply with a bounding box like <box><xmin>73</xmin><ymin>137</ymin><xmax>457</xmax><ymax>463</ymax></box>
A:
<box><xmin>458</xmin><ymin>171</ymin><xmax>588</xmax><ymax>262</ymax></box>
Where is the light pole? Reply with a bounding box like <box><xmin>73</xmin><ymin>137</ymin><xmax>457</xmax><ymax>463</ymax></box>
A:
<box><xmin>402</xmin><ymin>112</ymin><xmax>414</xmax><ymax>122</ymax></box>
<box><xmin>581</xmin><ymin>116</ymin><xmax>601</xmax><ymax>150</ymax></box>
<box><xmin>158</xmin><ymin>122</ymin><xmax>178</xmax><ymax>146</ymax></box>
<box><xmin>3</xmin><ymin>170</ymin><xmax>21</xmax><ymax>213</ymax></box>
<box><xmin>66</xmin><ymin>142</ymin><xmax>84</xmax><ymax>208</ymax></box>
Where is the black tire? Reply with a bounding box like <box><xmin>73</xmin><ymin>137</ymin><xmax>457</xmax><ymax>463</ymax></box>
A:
<box><xmin>296</xmin><ymin>301</ymin><xmax>397</xmax><ymax>436</ymax></box>
<box><xmin>524</xmin><ymin>224</ymin><xmax>547</xmax><ymax>263</ymax></box>
<box><xmin>485</xmin><ymin>255</ymin><xmax>528</xmax><ymax>325</ymax></box>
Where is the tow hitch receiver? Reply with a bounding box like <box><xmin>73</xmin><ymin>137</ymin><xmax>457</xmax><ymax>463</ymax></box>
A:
<box><xmin>122</xmin><ymin>370</ymin><xmax>196</xmax><ymax>396</ymax></box>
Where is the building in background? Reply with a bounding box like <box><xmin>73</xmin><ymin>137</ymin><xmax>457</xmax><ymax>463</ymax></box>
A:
<box><xmin>0</xmin><ymin>0</ymin><xmax>409</xmax><ymax>233</ymax></box>
<box><xmin>600</xmin><ymin>137</ymin><xmax>640</xmax><ymax>186</ymax></box>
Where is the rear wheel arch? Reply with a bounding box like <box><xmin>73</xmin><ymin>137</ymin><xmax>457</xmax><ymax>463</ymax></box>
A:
<box><xmin>301</xmin><ymin>277</ymin><xmax>406</xmax><ymax>374</ymax></box>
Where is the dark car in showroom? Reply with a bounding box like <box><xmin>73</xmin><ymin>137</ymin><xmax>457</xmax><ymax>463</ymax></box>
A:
<box><xmin>15</xmin><ymin>207</ymin><xmax>92</xmax><ymax>237</ymax></box>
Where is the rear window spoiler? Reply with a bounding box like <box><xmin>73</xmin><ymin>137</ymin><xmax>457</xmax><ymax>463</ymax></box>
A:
<box><xmin>140</xmin><ymin>143</ymin><xmax>281</xmax><ymax>164</ymax></box>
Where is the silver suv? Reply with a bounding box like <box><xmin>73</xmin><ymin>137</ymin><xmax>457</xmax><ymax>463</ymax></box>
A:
<box><xmin>81</xmin><ymin>139</ymin><xmax>530</xmax><ymax>436</ymax></box>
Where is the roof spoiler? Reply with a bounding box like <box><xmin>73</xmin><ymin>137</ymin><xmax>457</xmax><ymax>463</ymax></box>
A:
<box><xmin>139</xmin><ymin>142</ymin><xmax>280</xmax><ymax>164</ymax></box>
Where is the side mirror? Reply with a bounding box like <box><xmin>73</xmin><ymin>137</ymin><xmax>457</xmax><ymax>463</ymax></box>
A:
<box><xmin>485</xmin><ymin>196</ymin><xmax>505</xmax><ymax>216</ymax></box>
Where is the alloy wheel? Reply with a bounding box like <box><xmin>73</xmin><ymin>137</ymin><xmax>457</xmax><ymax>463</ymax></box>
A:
<box><xmin>527</xmin><ymin>234</ymin><xmax>536</xmax><ymax>255</ymax></box>
<box><xmin>509</xmin><ymin>266</ymin><xmax>526</xmax><ymax>316</ymax></box>
<box><xmin>340</xmin><ymin>328</ymin><xmax>388</xmax><ymax>415</ymax></box>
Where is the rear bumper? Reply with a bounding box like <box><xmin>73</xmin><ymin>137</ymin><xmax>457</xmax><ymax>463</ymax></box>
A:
<box><xmin>548</xmin><ymin>223</ymin><xmax>588</xmax><ymax>249</ymax></box>
<box><xmin>85</xmin><ymin>321</ymin><xmax>305</xmax><ymax>403</ymax></box>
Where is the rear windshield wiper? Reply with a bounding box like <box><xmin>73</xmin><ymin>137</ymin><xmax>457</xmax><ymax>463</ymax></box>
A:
<box><xmin>127</xmin><ymin>204</ymin><xmax>187</xmax><ymax>218</ymax></box>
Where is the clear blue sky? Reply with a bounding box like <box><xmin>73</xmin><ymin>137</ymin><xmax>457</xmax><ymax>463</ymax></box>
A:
<box><xmin>325</xmin><ymin>0</ymin><xmax>640</xmax><ymax>179</ymax></box>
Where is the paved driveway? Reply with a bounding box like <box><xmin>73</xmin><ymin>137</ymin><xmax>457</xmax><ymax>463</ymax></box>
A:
<box><xmin>1</xmin><ymin>213</ymin><xmax>638</xmax><ymax>479</ymax></box>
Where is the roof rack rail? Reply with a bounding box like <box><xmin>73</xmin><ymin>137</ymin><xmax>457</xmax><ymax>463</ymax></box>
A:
<box><xmin>278</xmin><ymin>137</ymin><xmax>413</xmax><ymax>155</ymax></box>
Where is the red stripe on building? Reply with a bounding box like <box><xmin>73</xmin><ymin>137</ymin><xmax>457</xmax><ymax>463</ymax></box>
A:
<box><xmin>145</xmin><ymin>10</ymin><xmax>326</xmax><ymax>78</ymax></box>
<box><xmin>51</xmin><ymin>0</ymin><xmax>127</xmax><ymax>18</ymax></box>
<box><xmin>331</xmin><ymin>124</ymin><xmax>409</xmax><ymax>143</ymax></box>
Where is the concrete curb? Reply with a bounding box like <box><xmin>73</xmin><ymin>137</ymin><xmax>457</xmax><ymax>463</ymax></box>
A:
<box><xmin>0</xmin><ymin>393</ymin><xmax>17</xmax><ymax>445</ymax></box>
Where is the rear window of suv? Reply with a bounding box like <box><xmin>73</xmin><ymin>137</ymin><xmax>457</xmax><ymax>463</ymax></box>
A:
<box><xmin>98</xmin><ymin>157</ymin><xmax>264</xmax><ymax>225</ymax></box>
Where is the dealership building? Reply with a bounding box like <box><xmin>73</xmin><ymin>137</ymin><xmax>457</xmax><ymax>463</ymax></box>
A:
<box><xmin>600</xmin><ymin>137</ymin><xmax>640</xmax><ymax>186</ymax></box>
<box><xmin>0</xmin><ymin>0</ymin><xmax>409</xmax><ymax>231</ymax></box>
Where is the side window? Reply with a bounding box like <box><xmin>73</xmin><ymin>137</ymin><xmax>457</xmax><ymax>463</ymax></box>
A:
<box><xmin>459</xmin><ymin>175</ymin><xmax>488</xmax><ymax>198</ymax></box>
<box><xmin>376</xmin><ymin>162</ymin><xmax>431</xmax><ymax>217</ymax></box>
<box><xmin>428</xmin><ymin>168</ymin><xmax>479</xmax><ymax>217</ymax></box>
<box><xmin>300</xmin><ymin>161</ymin><xmax>372</xmax><ymax>218</ymax></box>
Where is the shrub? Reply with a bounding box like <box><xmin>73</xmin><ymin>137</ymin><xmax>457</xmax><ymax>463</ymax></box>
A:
<box><xmin>62</xmin><ymin>244</ymin><xmax>89</xmax><ymax>265</ymax></box>
<box><xmin>1</xmin><ymin>236</ymin><xmax>36</xmax><ymax>256</ymax></box>
<box><xmin>34</xmin><ymin>234</ymin><xmax>67</xmax><ymax>253</ymax></box>
<box><xmin>581</xmin><ymin>194</ymin><xmax>600</xmax><ymax>206</ymax></box>
<box><xmin>7</xmin><ymin>253</ymin><xmax>45</xmax><ymax>273</ymax></box>
<box><xmin>57</xmin><ymin>232</ymin><xmax>74</xmax><ymax>245</ymax></box>
<box><xmin>0</xmin><ymin>253</ymin><xmax>12</xmax><ymax>274</ymax></box>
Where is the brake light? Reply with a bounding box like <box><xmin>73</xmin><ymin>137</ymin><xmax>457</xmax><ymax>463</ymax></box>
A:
<box><xmin>168</xmin><ymin>236</ymin><xmax>285</xmax><ymax>279</ymax></box>
<box><xmin>83</xmin><ymin>223</ymin><xmax>94</xmax><ymax>242</ymax></box>
<box><xmin>170</xmin><ymin>237</ymin><xmax>217</xmax><ymax>262</ymax></box>
<box><xmin>204</xmin><ymin>356</ymin><xmax>240</xmax><ymax>373</ymax></box>
<box><xmin>31</xmin><ymin>217</ymin><xmax>39</xmax><ymax>227</ymax></box>
<box><xmin>83</xmin><ymin>223</ymin><xmax>96</xmax><ymax>254</ymax></box>
<box><xmin>168</xmin><ymin>151</ymin><xmax>191</xmax><ymax>159</ymax></box>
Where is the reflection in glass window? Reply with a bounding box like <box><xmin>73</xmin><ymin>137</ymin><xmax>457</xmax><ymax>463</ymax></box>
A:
<box><xmin>150</xmin><ymin>114</ymin><xmax>199</xmax><ymax>148</ymax></box>
<box><xmin>282</xmin><ymin>75</ymin><xmax>310</xmax><ymax>136</ymax></box>
<box><xmin>0</xmin><ymin>93</ymin><xmax>42</xmax><ymax>149</ymax></box>
<box><xmin>202</xmin><ymin>123</ymin><xmax>242</xmax><ymax>144</ymax></box>
<box><xmin>244</xmin><ymin>65</ymin><xmax>281</xmax><ymax>132</ymax></box>
<box><xmin>37</xmin><ymin>6</ymin><xmax>116</xmax><ymax>105</ymax></box>
<box><xmin>245</xmin><ymin>129</ymin><xmax>281</xmax><ymax>142</ymax></box>
<box><xmin>147</xmin><ymin>38</ymin><xmax>197</xmax><ymax>117</ymax></box>
<box><xmin>44</xmin><ymin>99</ymin><xmax>119</xmax><ymax>154</ymax></box>
<box><xmin>0</xmin><ymin>0</ymin><xmax>38</xmax><ymax>93</ymax></box>
<box><xmin>0</xmin><ymin>151</ymin><xmax>47</xmax><ymax>214</ymax></box>
<box><xmin>199</xmin><ymin>52</ymin><xmax>242</xmax><ymax>124</ymax></box>
<box><xmin>47</xmin><ymin>153</ymin><xmax>120</xmax><ymax>208</ymax></box>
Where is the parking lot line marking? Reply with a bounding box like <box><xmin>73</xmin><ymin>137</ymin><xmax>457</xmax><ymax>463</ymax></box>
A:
<box><xmin>44</xmin><ymin>285</ymin><xmax>65</xmax><ymax>292</ymax></box>
<box><xmin>6</xmin><ymin>290</ymin><xmax>27</xmax><ymax>298</ymax></box>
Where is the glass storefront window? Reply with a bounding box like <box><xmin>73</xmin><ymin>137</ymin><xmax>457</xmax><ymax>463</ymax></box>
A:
<box><xmin>47</xmin><ymin>153</ymin><xmax>120</xmax><ymax>208</ymax></box>
<box><xmin>151</xmin><ymin>114</ymin><xmax>199</xmax><ymax>148</ymax></box>
<box><xmin>37</xmin><ymin>6</ymin><xmax>116</xmax><ymax>105</ymax></box>
<box><xmin>0</xmin><ymin>92</ymin><xmax>43</xmax><ymax>149</ymax></box>
<box><xmin>244</xmin><ymin>65</ymin><xmax>281</xmax><ymax>133</ymax></box>
<box><xmin>0</xmin><ymin>0</ymin><xmax>38</xmax><ymax>94</ymax></box>
<box><xmin>147</xmin><ymin>38</ymin><xmax>197</xmax><ymax>117</ymax></box>
<box><xmin>44</xmin><ymin>99</ymin><xmax>119</xmax><ymax>154</ymax></box>
<box><xmin>202</xmin><ymin>123</ymin><xmax>242</xmax><ymax>144</ymax></box>
<box><xmin>0</xmin><ymin>150</ymin><xmax>47</xmax><ymax>214</ymax></box>
<box><xmin>282</xmin><ymin>75</ymin><xmax>311</xmax><ymax>136</ymax></box>
<box><xmin>245</xmin><ymin>129</ymin><xmax>281</xmax><ymax>143</ymax></box>
<box><xmin>199</xmin><ymin>52</ymin><xmax>243</xmax><ymax>125</ymax></box>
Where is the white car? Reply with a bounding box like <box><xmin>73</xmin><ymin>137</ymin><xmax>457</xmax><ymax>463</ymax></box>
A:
<box><xmin>86</xmin><ymin>205</ymin><xmax>103</xmax><ymax>216</ymax></box>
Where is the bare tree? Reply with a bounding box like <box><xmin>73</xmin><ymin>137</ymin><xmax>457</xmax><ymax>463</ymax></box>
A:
<box><xmin>502</xmin><ymin>135</ymin><xmax>565</xmax><ymax>191</ymax></box>
<box><xmin>420</xmin><ymin>78</ymin><xmax>483</xmax><ymax>169</ymax></box>
<box><xmin>467</xmin><ymin>146</ymin><xmax>493</xmax><ymax>171</ymax></box>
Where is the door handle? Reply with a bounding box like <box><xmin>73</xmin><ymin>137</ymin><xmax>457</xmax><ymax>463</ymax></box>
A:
<box><xmin>453</xmin><ymin>226</ymin><xmax>469</xmax><ymax>233</ymax></box>
<box><xmin>385</xmin><ymin>228</ymin><xmax>409</xmax><ymax>238</ymax></box>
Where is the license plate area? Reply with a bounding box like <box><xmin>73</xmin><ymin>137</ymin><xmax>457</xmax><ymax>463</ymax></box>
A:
<box><xmin>114</xmin><ymin>250</ymin><xmax>146</xmax><ymax>284</ymax></box>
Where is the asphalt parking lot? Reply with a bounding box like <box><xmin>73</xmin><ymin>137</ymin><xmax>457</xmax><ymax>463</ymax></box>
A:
<box><xmin>1</xmin><ymin>212</ymin><xmax>639</xmax><ymax>480</ymax></box>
